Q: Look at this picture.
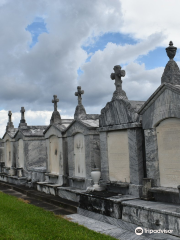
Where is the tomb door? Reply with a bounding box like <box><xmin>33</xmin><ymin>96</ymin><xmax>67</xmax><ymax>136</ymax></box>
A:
<box><xmin>74</xmin><ymin>133</ymin><xmax>86</xmax><ymax>177</ymax></box>
<box><xmin>18</xmin><ymin>139</ymin><xmax>24</xmax><ymax>168</ymax></box>
<box><xmin>107</xmin><ymin>130</ymin><xmax>130</xmax><ymax>182</ymax></box>
<box><xmin>6</xmin><ymin>140</ymin><xmax>11</xmax><ymax>168</ymax></box>
<box><xmin>156</xmin><ymin>118</ymin><xmax>180</xmax><ymax>188</ymax></box>
<box><xmin>49</xmin><ymin>135</ymin><xmax>60</xmax><ymax>174</ymax></box>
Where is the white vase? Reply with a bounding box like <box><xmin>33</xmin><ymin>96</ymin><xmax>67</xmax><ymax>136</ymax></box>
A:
<box><xmin>91</xmin><ymin>168</ymin><xmax>101</xmax><ymax>189</ymax></box>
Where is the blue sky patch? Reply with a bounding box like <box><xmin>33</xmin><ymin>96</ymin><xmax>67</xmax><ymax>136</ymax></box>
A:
<box><xmin>82</xmin><ymin>32</ymin><xmax>138</xmax><ymax>55</ymax></box>
<box><xmin>77</xmin><ymin>67</ymin><xmax>83</xmax><ymax>76</ymax></box>
<box><xmin>26</xmin><ymin>17</ymin><xmax>48</xmax><ymax>48</ymax></box>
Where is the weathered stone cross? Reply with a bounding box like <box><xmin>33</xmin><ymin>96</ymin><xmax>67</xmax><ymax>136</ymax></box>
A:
<box><xmin>111</xmin><ymin>65</ymin><xmax>125</xmax><ymax>91</ymax></box>
<box><xmin>52</xmin><ymin>95</ymin><xmax>59</xmax><ymax>111</ymax></box>
<box><xmin>8</xmin><ymin>111</ymin><xmax>12</xmax><ymax>123</ymax></box>
<box><xmin>110</xmin><ymin>65</ymin><xmax>127</xmax><ymax>100</ymax></box>
<box><xmin>20</xmin><ymin>107</ymin><xmax>25</xmax><ymax>120</ymax></box>
<box><xmin>75</xmin><ymin>86</ymin><xmax>84</xmax><ymax>105</ymax></box>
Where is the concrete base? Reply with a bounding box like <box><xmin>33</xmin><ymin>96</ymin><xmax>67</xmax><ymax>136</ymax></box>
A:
<box><xmin>0</xmin><ymin>173</ymin><xmax>27</xmax><ymax>185</ymax></box>
<box><xmin>149</xmin><ymin>187</ymin><xmax>179</xmax><ymax>204</ymax></box>
<box><xmin>57</xmin><ymin>187</ymin><xmax>86</xmax><ymax>202</ymax></box>
<box><xmin>36</xmin><ymin>182</ymin><xmax>62</xmax><ymax>196</ymax></box>
<box><xmin>79</xmin><ymin>191</ymin><xmax>138</xmax><ymax>219</ymax></box>
<box><xmin>122</xmin><ymin>199</ymin><xmax>180</xmax><ymax>237</ymax></box>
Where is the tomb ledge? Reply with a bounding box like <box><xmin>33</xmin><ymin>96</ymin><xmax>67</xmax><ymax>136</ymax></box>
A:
<box><xmin>98</xmin><ymin>122</ymin><xmax>142</xmax><ymax>132</ymax></box>
<box><xmin>69</xmin><ymin>176</ymin><xmax>86</xmax><ymax>182</ymax></box>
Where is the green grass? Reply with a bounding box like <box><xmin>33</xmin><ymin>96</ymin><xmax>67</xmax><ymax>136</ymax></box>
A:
<box><xmin>0</xmin><ymin>192</ymin><xmax>116</xmax><ymax>240</ymax></box>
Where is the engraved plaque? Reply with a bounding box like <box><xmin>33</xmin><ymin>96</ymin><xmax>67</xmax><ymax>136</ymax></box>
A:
<box><xmin>156</xmin><ymin>118</ymin><xmax>180</xmax><ymax>188</ymax></box>
<box><xmin>49</xmin><ymin>135</ymin><xmax>60</xmax><ymax>174</ymax></box>
<box><xmin>107</xmin><ymin>130</ymin><xmax>130</xmax><ymax>182</ymax></box>
<box><xmin>74</xmin><ymin>133</ymin><xmax>86</xmax><ymax>177</ymax></box>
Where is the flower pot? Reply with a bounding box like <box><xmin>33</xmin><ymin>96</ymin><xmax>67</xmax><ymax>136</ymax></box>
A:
<box><xmin>91</xmin><ymin>168</ymin><xmax>101</xmax><ymax>190</ymax></box>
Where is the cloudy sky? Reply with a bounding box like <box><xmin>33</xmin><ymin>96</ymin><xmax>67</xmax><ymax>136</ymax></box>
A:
<box><xmin>0</xmin><ymin>0</ymin><xmax>180</xmax><ymax>137</ymax></box>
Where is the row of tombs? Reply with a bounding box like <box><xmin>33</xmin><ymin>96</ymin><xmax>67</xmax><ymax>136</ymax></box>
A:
<box><xmin>1</xmin><ymin>41</ymin><xmax>180</xmax><ymax>236</ymax></box>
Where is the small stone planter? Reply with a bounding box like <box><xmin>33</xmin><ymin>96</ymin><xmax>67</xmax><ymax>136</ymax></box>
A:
<box><xmin>91</xmin><ymin>168</ymin><xmax>105</xmax><ymax>191</ymax></box>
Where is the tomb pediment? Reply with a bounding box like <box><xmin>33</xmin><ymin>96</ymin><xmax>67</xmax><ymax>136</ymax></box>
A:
<box><xmin>65</xmin><ymin>119</ymin><xmax>99</xmax><ymax>137</ymax></box>
<box><xmin>44</xmin><ymin>124</ymin><xmax>63</xmax><ymax>138</ymax></box>
<box><xmin>99</xmin><ymin>99</ymin><xmax>139</xmax><ymax>127</ymax></box>
<box><xmin>14</xmin><ymin>126</ymin><xmax>47</xmax><ymax>140</ymax></box>
<box><xmin>3</xmin><ymin>129</ymin><xmax>18</xmax><ymax>140</ymax></box>
<box><xmin>138</xmin><ymin>83</ymin><xmax>180</xmax><ymax>129</ymax></box>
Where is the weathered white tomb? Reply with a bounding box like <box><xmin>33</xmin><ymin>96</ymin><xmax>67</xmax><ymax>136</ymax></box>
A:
<box><xmin>37</xmin><ymin>95</ymin><xmax>73</xmax><ymax>195</ymax></box>
<box><xmin>57</xmin><ymin>87</ymin><xmax>101</xmax><ymax>201</ymax></box>
<box><xmin>98</xmin><ymin>65</ymin><xmax>145</xmax><ymax>197</ymax></box>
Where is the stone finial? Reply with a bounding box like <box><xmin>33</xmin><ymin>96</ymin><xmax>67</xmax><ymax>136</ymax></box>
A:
<box><xmin>52</xmin><ymin>95</ymin><xmax>59</xmax><ymax>111</ymax></box>
<box><xmin>110</xmin><ymin>65</ymin><xmax>128</xmax><ymax>100</ymax></box>
<box><xmin>74</xmin><ymin>86</ymin><xmax>86</xmax><ymax>120</ymax></box>
<box><xmin>6</xmin><ymin>111</ymin><xmax>14</xmax><ymax>131</ymax></box>
<box><xmin>19</xmin><ymin>107</ymin><xmax>27</xmax><ymax>128</ymax></box>
<box><xmin>166</xmin><ymin>41</ymin><xmax>177</xmax><ymax>60</ymax></box>
<box><xmin>8</xmin><ymin>111</ymin><xmax>12</xmax><ymax>123</ymax></box>
<box><xmin>50</xmin><ymin>95</ymin><xmax>61</xmax><ymax>125</ymax></box>
<box><xmin>75</xmin><ymin>86</ymin><xmax>84</xmax><ymax>105</ymax></box>
<box><xmin>20</xmin><ymin>107</ymin><xmax>25</xmax><ymax>121</ymax></box>
<box><xmin>161</xmin><ymin>41</ymin><xmax>180</xmax><ymax>85</ymax></box>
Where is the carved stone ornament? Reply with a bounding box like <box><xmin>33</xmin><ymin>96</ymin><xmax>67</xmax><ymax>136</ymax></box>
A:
<box><xmin>50</xmin><ymin>95</ymin><xmax>61</xmax><ymax>124</ymax></box>
<box><xmin>110</xmin><ymin>65</ymin><xmax>128</xmax><ymax>100</ymax></box>
<box><xmin>74</xmin><ymin>86</ymin><xmax>86</xmax><ymax>120</ymax></box>
<box><xmin>161</xmin><ymin>41</ymin><xmax>180</xmax><ymax>85</ymax></box>
<box><xmin>6</xmin><ymin>110</ymin><xmax>14</xmax><ymax>131</ymax></box>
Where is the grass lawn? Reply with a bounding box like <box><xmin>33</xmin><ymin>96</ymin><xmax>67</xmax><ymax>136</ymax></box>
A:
<box><xmin>0</xmin><ymin>191</ymin><xmax>116</xmax><ymax>240</ymax></box>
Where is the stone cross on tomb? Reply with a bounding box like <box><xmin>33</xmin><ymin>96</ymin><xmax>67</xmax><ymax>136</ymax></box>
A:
<box><xmin>75</xmin><ymin>86</ymin><xmax>84</xmax><ymax>105</ymax></box>
<box><xmin>110</xmin><ymin>65</ymin><xmax>127</xmax><ymax>100</ymax></box>
<box><xmin>8</xmin><ymin>111</ymin><xmax>12</xmax><ymax>123</ymax></box>
<box><xmin>20</xmin><ymin>107</ymin><xmax>25</xmax><ymax>120</ymax></box>
<box><xmin>52</xmin><ymin>95</ymin><xmax>59</xmax><ymax>111</ymax></box>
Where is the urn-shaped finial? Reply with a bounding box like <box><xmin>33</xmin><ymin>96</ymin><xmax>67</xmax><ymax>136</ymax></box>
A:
<box><xmin>166</xmin><ymin>41</ymin><xmax>177</xmax><ymax>60</ymax></box>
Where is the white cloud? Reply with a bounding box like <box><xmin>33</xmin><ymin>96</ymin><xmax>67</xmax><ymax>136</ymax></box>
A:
<box><xmin>0</xmin><ymin>0</ymin><xmax>180</xmax><ymax>137</ymax></box>
<box><xmin>120</xmin><ymin>0</ymin><xmax>180</xmax><ymax>46</ymax></box>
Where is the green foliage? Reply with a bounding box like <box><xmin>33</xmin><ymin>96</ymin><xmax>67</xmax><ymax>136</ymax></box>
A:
<box><xmin>0</xmin><ymin>192</ymin><xmax>116</xmax><ymax>240</ymax></box>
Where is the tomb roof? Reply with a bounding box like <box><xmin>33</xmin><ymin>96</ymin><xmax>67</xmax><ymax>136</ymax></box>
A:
<box><xmin>15</xmin><ymin>125</ymin><xmax>48</xmax><ymax>137</ymax></box>
<box><xmin>43</xmin><ymin>119</ymin><xmax>73</xmax><ymax>134</ymax></box>
<box><xmin>80</xmin><ymin>119</ymin><xmax>99</xmax><ymax>128</ymax></box>
<box><xmin>138</xmin><ymin>83</ymin><xmax>180</xmax><ymax>115</ymax></box>
<box><xmin>2</xmin><ymin>128</ymin><xmax>18</xmax><ymax>139</ymax></box>
<box><xmin>64</xmin><ymin>118</ymin><xmax>99</xmax><ymax>133</ymax></box>
<box><xmin>129</xmin><ymin>101</ymin><xmax>145</xmax><ymax>113</ymax></box>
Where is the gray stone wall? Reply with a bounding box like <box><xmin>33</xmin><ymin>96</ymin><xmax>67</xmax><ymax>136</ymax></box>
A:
<box><xmin>128</xmin><ymin>128</ymin><xmax>144</xmax><ymax>185</ymax></box>
<box><xmin>24</xmin><ymin>140</ymin><xmax>47</xmax><ymax>170</ymax></box>
<box><xmin>144</xmin><ymin>128</ymin><xmax>160</xmax><ymax>187</ymax></box>
<box><xmin>99</xmin><ymin>131</ymin><xmax>109</xmax><ymax>182</ymax></box>
<box><xmin>67</xmin><ymin>136</ymin><xmax>74</xmax><ymax>178</ymax></box>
